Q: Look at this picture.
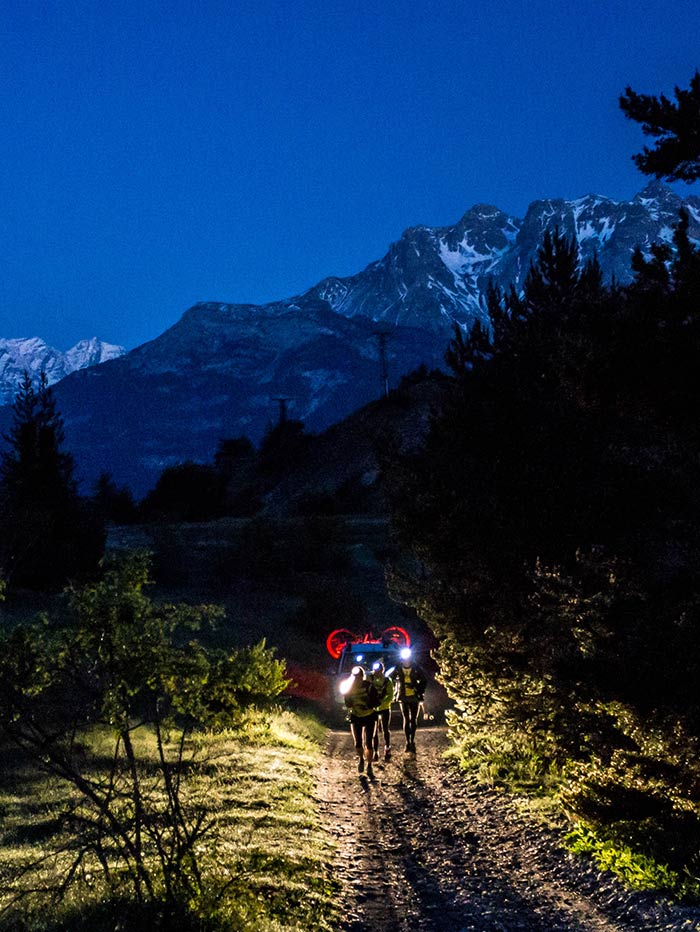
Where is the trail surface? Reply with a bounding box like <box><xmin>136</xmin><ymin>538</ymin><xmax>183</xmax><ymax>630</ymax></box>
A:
<box><xmin>316</xmin><ymin>726</ymin><xmax>700</xmax><ymax>932</ymax></box>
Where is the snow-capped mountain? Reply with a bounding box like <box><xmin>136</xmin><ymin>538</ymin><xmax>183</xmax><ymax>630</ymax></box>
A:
<box><xmin>308</xmin><ymin>180</ymin><xmax>699</xmax><ymax>333</ymax></box>
<box><xmin>64</xmin><ymin>338</ymin><xmax>125</xmax><ymax>373</ymax></box>
<box><xmin>1</xmin><ymin>182</ymin><xmax>697</xmax><ymax>494</ymax></box>
<box><xmin>0</xmin><ymin>337</ymin><xmax>124</xmax><ymax>405</ymax></box>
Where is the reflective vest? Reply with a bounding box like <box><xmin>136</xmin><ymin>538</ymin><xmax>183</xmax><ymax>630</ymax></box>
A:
<box><xmin>345</xmin><ymin>678</ymin><xmax>377</xmax><ymax>718</ymax></box>
<box><xmin>370</xmin><ymin>672</ymin><xmax>393</xmax><ymax>711</ymax></box>
<box><xmin>403</xmin><ymin>667</ymin><xmax>417</xmax><ymax>698</ymax></box>
<box><xmin>394</xmin><ymin>664</ymin><xmax>426</xmax><ymax>702</ymax></box>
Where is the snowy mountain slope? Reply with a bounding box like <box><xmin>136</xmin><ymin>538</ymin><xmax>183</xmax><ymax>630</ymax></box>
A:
<box><xmin>310</xmin><ymin>203</ymin><xmax>521</xmax><ymax>333</ymax></box>
<box><xmin>0</xmin><ymin>336</ymin><xmax>124</xmax><ymax>405</ymax></box>
<box><xmin>306</xmin><ymin>180</ymin><xmax>699</xmax><ymax>333</ymax></box>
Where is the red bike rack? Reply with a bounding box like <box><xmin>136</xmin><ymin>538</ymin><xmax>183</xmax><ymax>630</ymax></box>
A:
<box><xmin>325</xmin><ymin>626</ymin><xmax>411</xmax><ymax>659</ymax></box>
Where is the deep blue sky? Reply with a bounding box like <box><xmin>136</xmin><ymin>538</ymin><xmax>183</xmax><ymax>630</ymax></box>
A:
<box><xmin>2</xmin><ymin>0</ymin><xmax>699</xmax><ymax>350</ymax></box>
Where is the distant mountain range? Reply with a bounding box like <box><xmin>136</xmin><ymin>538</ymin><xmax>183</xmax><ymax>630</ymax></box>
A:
<box><xmin>2</xmin><ymin>181</ymin><xmax>698</xmax><ymax>495</ymax></box>
<box><xmin>0</xmin><ymin>337</ymin><xmax>124</xmax><ymax>405</ymax></box>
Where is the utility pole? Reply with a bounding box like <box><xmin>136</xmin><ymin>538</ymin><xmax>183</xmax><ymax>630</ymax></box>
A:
<box><xmin>372</xmin><ymin>329</ymin><xmax>392</xmax><ymax>399</ymax></box>
<box><xmin>272</xmin><ymin>396</ymin><xmax>293</xmax><ymax>427</ymax></box>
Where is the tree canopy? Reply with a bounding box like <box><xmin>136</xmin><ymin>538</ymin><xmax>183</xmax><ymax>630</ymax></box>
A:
<box><xmin>620</xmin><ymin>69</ymin><xmax>700</xmax><ymax>182</ymax></box>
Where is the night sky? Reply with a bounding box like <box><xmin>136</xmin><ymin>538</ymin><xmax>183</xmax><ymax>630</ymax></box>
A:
<box><xmin>2</xmin><ymin>0</ymin><xmax>699</xmax><ymax>351</ymax></box>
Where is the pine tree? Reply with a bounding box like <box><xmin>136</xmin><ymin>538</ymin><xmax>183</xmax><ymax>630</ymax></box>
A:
<box><xmin>444</xmin><ymin>319</ymin><xmax>492</xmax><ymax>377</ymax></box>
<box><xmin>522</xmin><ymin>228</ymin><xmax>579</xmax><ymax>316</ymax></box>
<box><xmin>2</xmin><ymin>371</ymin><xmax>76</xmax><ymax>505</ymax></box>
<box><xmin>620</xmin><ymin>70</ymin><xmax>700</xmax><ymax>182</ymax></box>
<box><xmin>0</xmin><ymin>371</ymin><xmax>104</xmax><ymax>589</ymax></box>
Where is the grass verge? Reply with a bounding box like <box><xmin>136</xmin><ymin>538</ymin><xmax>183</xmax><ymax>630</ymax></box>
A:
<box><xmin>565</xmin><ymin>822</ymin><xmax>700</xmax><ymax>900</ymax></box>
<box><xmin>0</xmin><ymin>710</ymin><xmax>339</xmax><ymax>932</ymax></box>
<box><xmin>444</xmin><ymin>718</ymin><xmax>700</xmax><ymax>903</ymax></box>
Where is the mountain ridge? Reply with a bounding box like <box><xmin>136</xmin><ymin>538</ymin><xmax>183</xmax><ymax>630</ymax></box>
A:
<box><xmin>2</xmin><ymin>182</ymin><xmax>698</xmax><ymax>495</ymax></box>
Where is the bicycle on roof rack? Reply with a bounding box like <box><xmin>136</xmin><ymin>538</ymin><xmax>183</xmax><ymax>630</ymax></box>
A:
<box><xmin>326</xmin><ymin>626</ymin><xmax>411</xmax><ymax>704</ymax></box>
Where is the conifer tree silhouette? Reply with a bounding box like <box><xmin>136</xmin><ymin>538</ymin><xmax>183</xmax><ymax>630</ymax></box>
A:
<box><xmin>620</xmin><ymin>70</ymin><xmax>700</xmax><ymax>182</ymax></box>
<box><xmin>0</xmin><ymin>370</ymin><xmax>103</xmax><ymax>589</ymax></box>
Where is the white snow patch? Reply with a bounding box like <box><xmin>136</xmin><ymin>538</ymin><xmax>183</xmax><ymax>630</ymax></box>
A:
<box><xmin>577</xmin><ymin>221</ymin><xmax>597</xmax><ymax>242</ymax></box>
<box><xmin>576</xmin><ymin>217</ymin><xmax>616</xmax><ymax>245</ymax></box>
<box><xmin>438</xmin><ymin>240</ymin><xmax>494</xmax><ymax>275</ymax></box>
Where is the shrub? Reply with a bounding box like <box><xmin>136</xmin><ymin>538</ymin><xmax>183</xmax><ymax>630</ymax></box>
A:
<box><xmin>0</xmin><ymin>551</ymin><xmax>290</xmax><ymax>920</ymax></box>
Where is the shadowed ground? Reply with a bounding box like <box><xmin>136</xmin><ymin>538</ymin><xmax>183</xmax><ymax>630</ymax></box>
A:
<box><xmin>316</xmin><ymin>726</ymin><xmax>700</xmax><ymax>932</ymax></box>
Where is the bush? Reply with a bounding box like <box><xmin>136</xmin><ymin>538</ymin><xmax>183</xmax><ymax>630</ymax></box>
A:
<box><xmin>0</xmin><ymin>551</ymin><xmax>291</xmax><ymax>920</ymax></box>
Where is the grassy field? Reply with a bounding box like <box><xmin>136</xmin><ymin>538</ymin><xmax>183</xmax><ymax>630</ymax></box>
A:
<box><xmin>0</xmin><ymin>711</ymin><xmax>340</xmax><ymax>932</ymax></box>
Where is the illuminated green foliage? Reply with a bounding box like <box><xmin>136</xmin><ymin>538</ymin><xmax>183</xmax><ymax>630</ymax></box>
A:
<box><xmin>0</xmin><ymin>551</ymin><xmax>292</xmax><ymax>926</ymax></box>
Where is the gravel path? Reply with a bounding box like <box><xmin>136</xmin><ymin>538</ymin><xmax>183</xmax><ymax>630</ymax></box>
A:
<box><xmin>315</xmin><ymin>725</ymin><xmax>700</xmax><ymax>932</ymax></box>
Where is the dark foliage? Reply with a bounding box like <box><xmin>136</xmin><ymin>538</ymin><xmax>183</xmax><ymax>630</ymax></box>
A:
<box><xmin>0</xmin><ymin>371</ymin><xmax>104</xmax><ymax>590</ymax></box>
<box><xmin>397</xmin><ymin>363</ymin><xmax>443</xmax><ymax>389</ymax></box>
<box><xmin>92</xmin><ymin>471</ymin><xmax>139</xmax><ymax>524</ymax></box>
<box><xmin>385</xmin><ymin>219</ymin><xmax>700</xmax><ymax>884</ymax></box>
<box><xmin>139</xmin><ymin>424</ymin><xmax>318</xmax><ymax>523</ymax></box>
<box><xmin>140</xmin><ymin>461</ymin><xmax>227</xmax><ymax>522</ymax></box>
<box><xmin>258</xmin><ymin>419</ymin><xmax>312</xmax><ymax>478</ymax></box>
<box><xmin>212</xmin><ymin>436</ymin><xmax>263</xmax><ymax>515</ymax></box>
<box><xmin>213</xmin><ymin>435</ymin><xmax>255</xmax><ymax>473</ymax></box>
<box><xmin>620</xmin><ymin>70</ymin><xmax>700</xmax><ymax>182</ymax></box>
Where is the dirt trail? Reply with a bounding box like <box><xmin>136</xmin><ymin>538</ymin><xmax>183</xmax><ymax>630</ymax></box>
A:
<box><xmin>315</xmin><ymin>726</ymin><xmax>700</xmax><ymax>932</ymax></box>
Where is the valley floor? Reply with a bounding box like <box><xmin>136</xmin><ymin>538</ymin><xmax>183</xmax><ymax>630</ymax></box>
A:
<box><xmin>316</xmin><ymin>726</ymin><xmax>700</xmax><ymax>932</ymax></box>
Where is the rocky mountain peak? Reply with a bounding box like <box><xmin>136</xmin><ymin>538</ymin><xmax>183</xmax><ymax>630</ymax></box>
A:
<box><xmin>0</xmin><ymin>337</ymin><xmax>124</xmax><ymax>405</ymax></box>
<box><xmin>635</xmin><ymin>179</ymin><xmax>682</xmax><ymax>202</ymax></box>
<box><xmin>460</xmin><ymin>203</ymin><xmax>507</xmax><ymax>222</ymax></box>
